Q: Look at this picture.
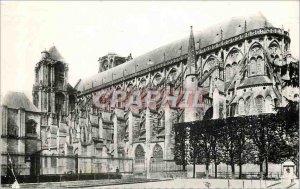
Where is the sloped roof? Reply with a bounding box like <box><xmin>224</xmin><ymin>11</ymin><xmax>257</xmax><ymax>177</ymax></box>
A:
<box><xmin>238</xmin><ymin>76</ymin><xmax>273</xmax><ymax>88</ymax></box>
<box><xmin>2</xmin><ymin>91</ymin><xmax>39</xmax><ymax>112</ymax></box>
<box><xmin>48</xmin><ymin>46</ymin><xmax>65</xmax><ymax>62</ymax></box>
<box><xmin>77</xmin><ymin>12</ymin><xmax>273</xmax><ymax>92</ymax></box>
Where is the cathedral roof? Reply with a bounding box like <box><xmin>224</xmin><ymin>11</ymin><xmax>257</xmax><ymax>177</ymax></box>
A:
<box><xmin>238</xmin><ymin>75</ymin><xmax>273</xmax><ymax>88</ymax></box>
<box><xmin>48</xmin><ymin>46</ymin><xmax>65</xmax><ymax>62</ymax></box>
<box><xmin>2</xmin><ymin>91</ymin><xmax>39</xmax><ymax>112</ymax></box>
<box><xmin>77</xmin><ymin>12</ymin><xmax>273</xmax><ymax>92</ymax></box>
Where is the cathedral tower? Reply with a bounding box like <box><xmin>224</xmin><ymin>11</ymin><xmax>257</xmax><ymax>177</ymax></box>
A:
<box><xmin>33</xmin><ymin>46</ymin><xmax>68</xmax><ymax>114</ymax></box>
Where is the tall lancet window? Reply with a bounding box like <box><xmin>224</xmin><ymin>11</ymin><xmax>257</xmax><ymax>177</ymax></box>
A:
<box><xmin>250</xmin><ymin>57</ymin><xmax>257</xmax><ymax>76</ymax></box>
<box><xmin>232</xmin><ymin>62</ymin><xmax>238</xmax><ymax>76</ymax></box>
<box><xmin>245</xmin><ymin>97</ymin><xmax>251</xmax><ymax>115</ymax></box>
<box><xmin>54</xmin><ymin>62</ymin><xmax>65</xmax><ymax>89</ymax></box>
<box><xmin>238</xmin><ymin>99</ymin><xmax>245</xmax><ymax>115</ymax></box>
<box><xmin>225</xmin><ymin>64</ymin><xmax>232</xmax><ymax>81</ymax></box>
<box><xmin>203</xmin><ymin>70</ymin><xmax>209</xmax><ymax>87</ymax></box>
<box><xmin>256</xmin><ymin>56</ymin><xmax>264</xmax><ymax>75</ymax></box>
<box><xmin>265</xmin><ymin>96</ymin><xmax>273</xmax><ymax>113</ymax></box>
<box><xmin>255</xmin><ymin>95</ymin><xmax>264</xmax><ymax>114</ymax></box>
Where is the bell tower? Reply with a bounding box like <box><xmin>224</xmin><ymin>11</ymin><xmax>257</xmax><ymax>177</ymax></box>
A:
<box><xmin>32</xmin><ymin>46</ymin><xmax>70</xmax><ymax>116</ymax></box>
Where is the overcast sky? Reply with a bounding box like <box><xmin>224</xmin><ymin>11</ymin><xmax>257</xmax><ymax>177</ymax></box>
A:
<box><xmin>1</xmin><ymin>1</ymin><xmax>299</xmax><ymax>101</ymax></box>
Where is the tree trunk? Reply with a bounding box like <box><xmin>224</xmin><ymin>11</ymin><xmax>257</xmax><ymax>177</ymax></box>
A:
<box><xmin>193</xmin><ymin>161</ymin><xmax>196</xmax><ymax>178</ymax></box>
<box><xmin>192</xmin><ymin>149</ymin><xmax>196</xmax><ymax>178</ymax></box>
<box><xmin>231</xmin><ymin>163</ymin><xmax>235</xmax><ymax>178</ymax></box>
<box><xmin>215</xmin><ymin>162</ymin><xmax>218</xmax><ymax>178</ymax></box>
<box><xmin>206</xmin><ymin>163</ymin><xmax>209</xmax><ymax>178</ymax></box>
<box><xmin>297</xmin><ymin>160</ymin><xmax>299</xmax><ymax>178</ymax></box>
<box><xmin>265</xmin><ymin>157</ymin><xmax>268</xmax><ymax>179</ymax></box>
<box><xmin>259</xmin><ymin>163</ymin><xmax>263</xmax><ymax>179</ymax></box>
<box><xmin>239</xmin><ymin>164</ymin><xmax>242</xmax><ymax>179</ymax></box>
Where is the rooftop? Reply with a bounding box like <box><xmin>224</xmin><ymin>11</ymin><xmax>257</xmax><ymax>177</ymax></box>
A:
<box><xmin>77</xmin><ymin>12</ymin><xmax>276</xmax><ymax>93</ymax></box>
<box><xmin>2</xmin><ymin>91</ymin><xmax>39</xmax><ymax>112</ymax></box>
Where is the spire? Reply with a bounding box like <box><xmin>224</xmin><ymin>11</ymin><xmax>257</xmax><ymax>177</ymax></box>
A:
<box><xmin>220</xmin><ymin>28</ymin><xmax>223</xmax><ymax>41</ymax></box>
<box><xmin>187</xmin><ymin>26</ymin><xmax>197</xmax><ymax>75</ymax></box>
<box><xmin>264</xmin><ymin>20</ymin><xmax>268</xmax><ymax>28</ymax></box>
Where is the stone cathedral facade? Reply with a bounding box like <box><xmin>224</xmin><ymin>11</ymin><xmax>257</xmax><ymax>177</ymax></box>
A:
<box><xmin>74</xmin><ymin>13</ymin><xmax>298</xmax><ymax>175</ymax></box>
<box><xmin>1</xmin><ymin>13</ymin><xmax>298</xmax><ymax>177</ymax></box>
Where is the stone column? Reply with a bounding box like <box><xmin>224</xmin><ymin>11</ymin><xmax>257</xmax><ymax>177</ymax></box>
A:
<box><xmin>37</xmin><ymin>88</ymin><xmax>42</xmax><ymax>111</ymax></box>
<box><xmin>212</xmin><ymin>87</ymin><xmax>220</xmax><ymax>119</ymax></box>
<box><xmin>51</xmin><ymin>91</ymin><xmax>55</xmax><ymax>113</ymax></box>
<box><xmin>145</xmin><ymin>108</ymin><xmax>151</xmax><ymax>178</ymax></box>
<box><xmin>18</xmin><ymin>108</ymin><xmax>26</xmax><ymax>137</ymax></box>
<box><xmin>164</xmin><ymin>106</ymin><xmax>175</xmax><ymax>160</ymax></box>
<box><xmin>113</xmin><ymin>114</ymin><xmax>118</xmax><ymax>158</ymax></box>
<box><xmin>66</xmin><ymin>95</ymin><xmax>69</xmax><ymax>115</ymax></box>
<box><xmin>1</xmin><ymin>106</ymin><xmax>8</xmax><ymax>136</ymax></box>
<box><xmin>18</xmin><ymin>108</ymin><xmax>26</xmax><ymax>154</ymax></box>
<box><xmin>184</xmin><ymin>74</ymin><xmax>198</xmax><ymax>122</ymax></box>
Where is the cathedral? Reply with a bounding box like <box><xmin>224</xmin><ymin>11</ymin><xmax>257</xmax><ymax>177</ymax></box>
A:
<box><xmin>1</xmin><ymin>12</ymin><xmax>299</xmax><ymax>178</ymax></box>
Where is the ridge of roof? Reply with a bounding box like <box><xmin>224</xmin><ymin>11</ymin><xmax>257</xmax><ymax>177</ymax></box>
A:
<box><xmin>2</xmin><ymin>91</ymin><xmax>39</xmax><ymax>112</ymax></box>
<box><xmin>78</xmin><ymin>12</ymin><xmax>276</xmax><ymax>93</ymax></box>
<box><xmin>48</xmin><ymin>46</ymin><xmax>65</xmax><ymax>62</ymax></box>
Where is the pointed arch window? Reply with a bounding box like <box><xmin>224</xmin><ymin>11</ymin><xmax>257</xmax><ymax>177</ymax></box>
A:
<box><xmin>55</xmin><ymin>92</ymin><xmax>65</xmax><ymax>115</ymax></box>
<box><xmin>26</xmin><ymin>120</ymin><xmax>37</xmax><ymax>136</ymax></box>
<box><xmin>225</xmin><ymin>64</ymin><xmax>232</xmax><ymax>81</ymax></box>
<box><xmin>203</xmin><ymin>70</ymin><xmax>209</xmax><ymax>86</ymax></box>
<box><xmin>238</xmin><ymin>99</ymin><xmax>245</xmax><ymax>115</ymax></box>
<box><xmin>232</xmin><ymin>62</ymin><xmax>238</xmax><ymax>76</ymax></box>
<box><xmin>265</xmin><ymin>96</ymin><xmax>273</xmax><ymax>113</ymax></box>
<box><xmin>256</xmin><ymin>56</ymin><xmax>264</xmax><ymax>75</ymax></box>
<box><xmin>245</xmin><ymin>97</ymin><xmax>251</xmax><ymax>115</ymax></box>
<box><xmin>54</xmin><ymin>62</ymin><xmax>65</xmax><ymax>89</ymax></box>
<box><xmin>250</xmin><ymin>57</ymin><xmax>257</xmax><ymax>76</ymax></box>
<box><xmin>255</xmin><ymin>95</ymin><xmax>264</xmax><ymax>114</ymax></box>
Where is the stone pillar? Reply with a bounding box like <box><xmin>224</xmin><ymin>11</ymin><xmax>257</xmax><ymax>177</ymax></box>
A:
<box><xmin>145</xmin><ymin>108</ymin><xmax>151</xmax><ymax>178</ymax></box>
<box><xmin>128</xmin><ymin>112</ymin><xmax>134</xmax><ymax>146</ymax></box>
<box><xmin>51</xmin><ymin>91</ymin><xmax>55</xmax><ymax>113</ymax></box>
<box><xmin>164</xmin><ymin>106</ymin><xmax>174</xmax><ymax>160</ymax></box>
<box><xmin>18</xmin><ymin>108</ymin><xmax>26</xmax><ymax>154</ymax></box>
<box><xmin>184</xmin><ymin>74</ymin><xmax>198</xmax><ymax>122</ymax></box>
<box><xmin>1</xmin><ymin>106</ymin><xmax>8</xmax><ymax>136</ymax></box>
<box><xmin>18</xmin><ymin>108</ymin><xmax>26</xmax><ymax>137</ymax></box>
<box><xmin>113</xmin><ymin>114</ymin><xmax>118</xmax><ymax>158</ymax></box>
<box><xmin>51</xmin><ymin>65</ymin><xmax>54</xmax><ymax>87</ymax></box>
<box><xmin>37</xmin><ymin>88</ymin><xmax>42</xmax><ymax>111</ymax></box>
<box><xmin>66</xmin><ymin>95</ymin><xmax>69</xmax><ymax>115</ymax></box>
<box><xmin>212</xmin><ymin>87</ymin><xmax>220</xmax><ymax>119</ymax></box>
<box><xmin>1</xmin><ymin>106</ymin><xmax>8</xmax><ymax>157</ymax></box>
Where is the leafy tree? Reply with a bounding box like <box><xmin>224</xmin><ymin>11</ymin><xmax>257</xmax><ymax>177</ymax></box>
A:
<box><xmin>219</xmin><ymin>117</ymin><xmax>239</xmax><ymax>178</ymax></box>
<box><xmin>190</xmin><ymin>122</ymin><xmax>212</xmax><ymax>178</ymax></box>
<box><xmin>234</xmin><ymin>117</ymin><xmax>253</xmax><ymax>179</ymax></box>
<box><xmin>209</xmin><ymin>119</ymin><xmax>224</xmax><ymax>178</ymax></box>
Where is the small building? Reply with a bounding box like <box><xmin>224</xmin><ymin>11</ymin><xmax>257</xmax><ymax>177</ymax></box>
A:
<box><xmin>1</xmin><ymin>92</ymin><xmax>41</xmax><ymax>176</ymax></box>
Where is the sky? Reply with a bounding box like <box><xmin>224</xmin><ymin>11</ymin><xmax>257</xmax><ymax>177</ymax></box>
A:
<box><xmin>1</xmin><ymin>1</ymin><xmax>299</xmax><ymax>101</ymax></box>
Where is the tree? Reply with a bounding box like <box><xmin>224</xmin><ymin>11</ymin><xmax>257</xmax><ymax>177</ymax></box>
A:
<box><xmin>190</xmin><ymin>122</ymin><xmax>212</xmax><ymax>178</ymax></box>
<box><xmin>272</xmin><ymin>99</ymin><xmax>299</xmax><ymax>176</ymax></box>
<box><xmin>234</xmin><ymin>117</ymin><xmax>253</xmax><ymax>179</ymax></box>
<box><xmin>219</xmin><ymin>117</ymin><xmax>239</xmax><ymax>178</ymax></box>
<box><xmin>209</xmin><ymin>119</ymin><xmax>223</xmax><ymax>178</ymax></box>
<box><xmin>174</xmin><ymin>122</ymin><xmax>188</xmax><ymax>170</ymax></box>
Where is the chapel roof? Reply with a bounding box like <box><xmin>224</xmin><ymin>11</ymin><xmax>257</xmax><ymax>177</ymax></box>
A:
<box><xmin>2</xmin><ymin>91</ymin><xmax>39</xmax><ymax>112</ymax></box>
<box><xmin>77</xmin><ymin>12</ymin><xmax>274</xmax><ymax>92</ymax></box>
<box><xmin>48</xmin><ymin>46</ymin><xmax>65</xmax><ymax>62</ymax></box>
<box><xmin>238</xmin><ymin>75</ymin><xmax>273</xmax><ymax>88</ymax></box>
